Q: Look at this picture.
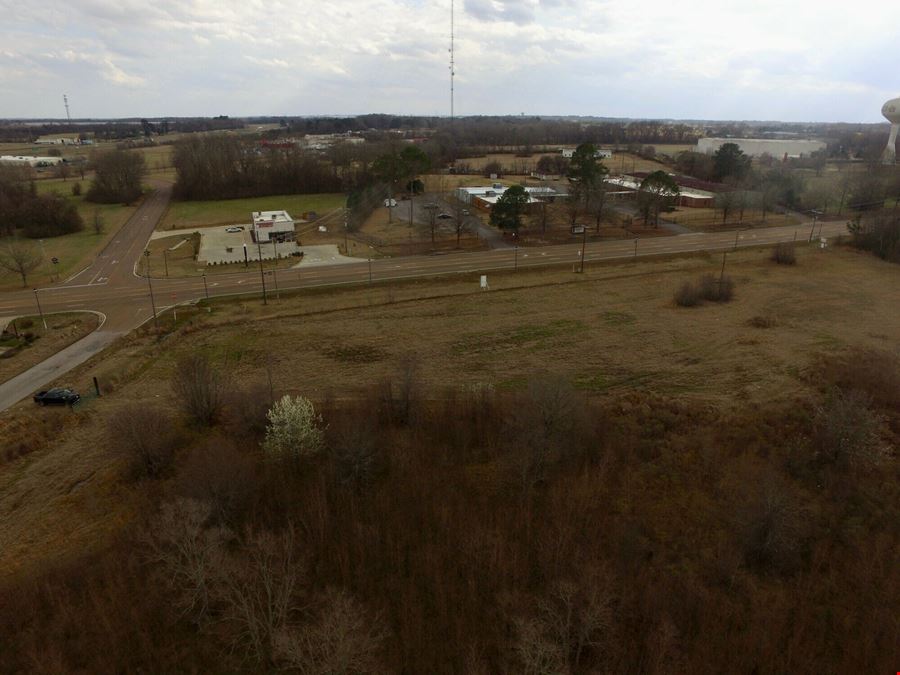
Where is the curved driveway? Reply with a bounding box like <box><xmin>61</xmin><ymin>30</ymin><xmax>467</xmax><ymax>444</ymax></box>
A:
<box><xmin>0</xmin><ymin>186</ymin><xmax>845</xmax><ymax>411</ymax></box>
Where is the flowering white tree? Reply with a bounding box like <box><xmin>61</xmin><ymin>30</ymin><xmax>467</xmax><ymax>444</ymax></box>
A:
<box><xmin>264</xmin><ymin>395</ymin><xmax>324</xmax><ymax>463</ymax></box>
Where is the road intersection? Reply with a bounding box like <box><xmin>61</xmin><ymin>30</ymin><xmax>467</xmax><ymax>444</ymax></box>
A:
<box><xmin>0</xmin><ymin>187</ymin><xmax>847</xmax><ymax>411</ymax></box>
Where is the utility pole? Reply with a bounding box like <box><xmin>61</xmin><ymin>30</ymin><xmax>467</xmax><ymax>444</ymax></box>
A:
<box><xmin>718</xmin><ymin>251</ymin><xmax>728</xmax><ymax>296</ymax></box>
<box><xmin>33</xmin><ymin>289</ymin><xmax>47</xmax><ymax>330</ymax></box>
<box><xmin>143</xmin><ymin>251</ymin><xmax>158</xmax><ymax>328</ymax></box>
<box><xmin>256</xmin><ymin>235</ymin><xmax>268</xmax><ymax>305</ymax></box>
<box><xmin>272</xmin><ymin>238</ymin><xmax>280</xmax><ymax>299</ymax></box>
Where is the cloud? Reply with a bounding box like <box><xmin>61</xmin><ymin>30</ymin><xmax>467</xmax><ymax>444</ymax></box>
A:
<box><xmin>0</xmin><ymin>0</ymin><xmax>898</xmax><ymax>120</ymax></box>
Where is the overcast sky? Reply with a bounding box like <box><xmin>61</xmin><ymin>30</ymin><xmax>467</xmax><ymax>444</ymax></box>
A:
<box><xmin>1</xmin><ymin>0</ymin><xmax>898</xmax><ymax>122</ymax></box>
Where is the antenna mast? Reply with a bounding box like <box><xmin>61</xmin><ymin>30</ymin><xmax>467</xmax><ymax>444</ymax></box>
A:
<box><xmin>450</xmin><ymin>0</ymin><xmax>455</xmax><ymax>122</ymax></box>
<box><xmin>63</xmin><ymin>94</ymin><xmax>71</xmax><ymax>122</ymax></box>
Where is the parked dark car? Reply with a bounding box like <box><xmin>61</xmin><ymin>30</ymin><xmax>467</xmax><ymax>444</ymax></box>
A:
<box><xmin>33</xmin><ymin>388</ymin><xmax>80</xmax><ymax>406</ymax></box>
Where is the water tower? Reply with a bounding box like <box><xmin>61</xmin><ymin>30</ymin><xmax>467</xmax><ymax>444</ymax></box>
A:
<box><xmin>882</xmin><ymin>97</ymin><xmax>900</xmax><ymax>164</ymax></box>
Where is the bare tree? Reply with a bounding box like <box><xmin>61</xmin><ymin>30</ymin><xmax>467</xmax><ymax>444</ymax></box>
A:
<box><xmin>0</xmin><ymin>239</ymin><xmax>43</xmax><ymax>287</ymax></box>
<box><xmin>144</xmin><ymin>498</ymin><xmax>228</xmax><ymax>624</ymax></box>
<box><xmin>737</xmin><ymin>476</ymin><xmax>806</xmax><ymax>574</ymax></box>
<box><xmin>273</xmin><ymin>590</ymin><xmax>388</xmax><ymax>674</ymax></box>
<box><xmin>509</xmin><ymin>376</ymin><xmax>583</xmax><ymax>491</ymax></box>
<box><xmin>216</xmin><ymin>526</ymin><xmax>302</xmax><ymax>663</ymax></box>
<box><xmin>172</xmin><ymin>353</ymin><xmax>228</xmax><ymax>426</ymax></box>
<box><xmin>512</xmin><ymin>617</ymin><xmax>566</xmax><ymax>675</ymax></box>
<box><xmin>537</xmin><ymin>575</ymin><xmax>614</xmax><ymax>670</ymax></box>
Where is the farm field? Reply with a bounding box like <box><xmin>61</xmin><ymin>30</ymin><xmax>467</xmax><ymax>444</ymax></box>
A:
<box><xmin>158</xmin><ymin>193</ymin><xmax>346</xmax><ymax>231</ymax></box>
<box><xmin>2</xmin><ymin>243</ymin><xmax>898</xmax><ymax>583</ymax></box>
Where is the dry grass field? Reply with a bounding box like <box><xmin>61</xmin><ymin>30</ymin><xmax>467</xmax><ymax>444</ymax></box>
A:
<box><xmin>1</xmin><ymin>243</ymin><xmax>898</xmax><ymax>580</ymax></box>
<box><xmin>669</xmin><ymin>207</ymin><xmax>801</xmax><ymax>231</ymax></box>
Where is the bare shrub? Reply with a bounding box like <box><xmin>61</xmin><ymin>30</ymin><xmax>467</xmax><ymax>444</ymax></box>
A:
<box><xmin>216</xmin><ymin>526</ymin><xmax>302</xmax><ymax>663</ymax></box>
<box><xmin>812</xmin><ymin>389</ymin><xmax>886</xmax><ymax>469</ymax></box>
<box><xmin>747</xmin><ymin>315</ymin><xmax>778</xmax><ymax>329</ymax></box>
<box><xmin>674</xmin><ymin>281</ymin><xmax>701</xmax><ymax>307</ymax></box>
<box><xmin>737</xmin><ymin>476</ymin><xmax>806</xmax><ymax>575</ymax></box>
<box><xmin>171</xmin><ymin>354</ymin><xmax>227</xmax><ymax>426</ymax></box>
<box><xmin>273</xmin><ymin>590</ymin><xmax>388</xmax><ymax>674</ymax></box>
<box><xmin>771</xmin><ymin>242</ymin><xmax>796</xmax><ymax>265</ymax></box>
<box><xmin>698</xmin><ymin>273</ymin><xmax>734</xmax><ymax>302</ymax></box>
<box><xmin>144</xmin><ymin>498</ymin><xmax>228</xmax><ymax>624</ymax></box>
<box><xmin>377</xmin><ymin>355</ymin><xmax>420</xmax><ymax>427</ymax></box>
<box><xmin>177</xmin><ymin>441</ymin><xmax>258</xmax><ymax>525</ymax></box>
<box><xmin>329</xmin><ymin>420</ymin><xmax>381</xmax><ymax>490</ymax></box>
<box><xmin>820</xmin><ymin>348</ymin><xmax>900</xmax><ymax>412</ymax></box>
<box><xmin>107</xmin><ymin>403</ymin><xmax>177</xmax><ymax>479</ymax></box>
<box><xmin>225</xmin><ymin>382</ymin><xmax>273</xmax><ymax>437</ymax></box>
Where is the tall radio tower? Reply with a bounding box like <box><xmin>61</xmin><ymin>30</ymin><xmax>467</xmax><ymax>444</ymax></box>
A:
<box><xmin>449</xmin><ymin>0</ymin><xmax>455</xmax><ymax>122</ymax></box>
<box><xmin>63</xmin><ymin>94</ymin><xmax>71</xmax><ymax>122</ymax></box>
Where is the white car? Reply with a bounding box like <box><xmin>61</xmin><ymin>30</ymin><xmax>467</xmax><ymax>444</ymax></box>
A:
<box><xmin>225</xmin><ymin>226</ymin><xmax>243</xmax><ymax>233</ymax></box>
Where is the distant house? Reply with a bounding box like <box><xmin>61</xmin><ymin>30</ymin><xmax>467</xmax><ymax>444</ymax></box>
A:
<box><xmin>251</xmin><ymin>210</ymin><xmax>295</xmax><ymax>243</ymax></box>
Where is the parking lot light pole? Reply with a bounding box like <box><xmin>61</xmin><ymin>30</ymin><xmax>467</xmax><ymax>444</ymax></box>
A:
<box><xmin>255</xmin><ymin>235</ymin><xmax>268</xmax><ymax>306</ymax></box>
<box><xmin>33</xmin><ymin>289</ymin><xmax>47</xmax><ymax>330</ymax></box>
<box><xmin>143</xmin><ymin>251</ymin><xmax>158</xmax><ymax>329</ymax></box>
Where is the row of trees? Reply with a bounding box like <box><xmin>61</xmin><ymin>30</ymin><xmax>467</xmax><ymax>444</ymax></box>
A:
<box><xmin>0</xmin><ymin>167</ymin><xmax>84</xmax><ymax>240</ymax></box>
<box><xmin>172</xmin><ymin>135</ymin><xmax>343</xmax><ymax>200</ymax></box>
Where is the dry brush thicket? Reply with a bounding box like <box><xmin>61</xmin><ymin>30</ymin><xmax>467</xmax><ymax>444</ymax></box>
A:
<box><xmin>1</xmin><ymin>349</ymin><xmax>898</xmax><ymax>673</ymax></box>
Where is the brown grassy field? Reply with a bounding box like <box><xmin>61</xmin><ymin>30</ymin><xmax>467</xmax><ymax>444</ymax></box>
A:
<box><xmin>0</xmin><ymin>313</ymin><xmax>100</xmax><ymax>384</ymax></box>
<box><xmin>1</xmin><ymin>243</ymin><xmax>898</xmax><ymax>584</ymax></box>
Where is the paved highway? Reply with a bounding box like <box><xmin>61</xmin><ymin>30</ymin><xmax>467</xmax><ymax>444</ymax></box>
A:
<box><xmin>0</xmin><ymin>186</ymin><xmax>846</xmax><ymax>411</ymax></box>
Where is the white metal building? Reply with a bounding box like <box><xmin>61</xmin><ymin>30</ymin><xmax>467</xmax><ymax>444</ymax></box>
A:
<box><xmin>697</xmin><ymin>137</ymin><xmax>826</xmax><ymax>159</ymax></box>
<box><xmin>561</xmin><ymin>148</ymin><xmax>613</xmax><ymax>159</ymax></box>
<box><xmin>455</xmin><ymin>185</ymin><xmax>567</xmax><ymax>209</ymax></box>
<box><xmin>0</xmin><ymin>155</ymin><xmax>64</xmax><ymax>167</ymax></box>
<box><xmin>251</xmin><ymin>210</ymin><xmax>295</xmax><ymax>243</ymax></box>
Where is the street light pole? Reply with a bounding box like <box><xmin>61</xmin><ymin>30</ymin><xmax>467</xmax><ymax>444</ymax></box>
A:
<box><xmin>202</xmin><ymin>273</ymin><xmax>209</xmax><ymax>300</ymax></box>
<box><xmin>243</xmin><ymin>243</ymin><xmax>248</xmax><ymax>268</ymax></box>
<box><xmin>580</xmin><ymin>225</ymin><xmax>587</xmax><ymax>273</ymax></box>
<box><xmin>256</xmin><ymin>235</ymin><xmax>268</xmax><ymax>306</ymax></box>
<box><xmin>163</xmin><ymin>248</ymin><xmax>169</xmax><ymax>277</ymax></box>
<box><xmin>143</xmin><ymin>251</ymin><xmax>158</xmax><ymax>329</ymax></box>
<box><xmin>33</xmin><ymin>289</ymin><xmax>47</xmax><ymax>330</ymax></box>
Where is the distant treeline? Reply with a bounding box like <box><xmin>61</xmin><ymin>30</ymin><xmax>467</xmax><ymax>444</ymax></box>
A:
<box><xmin>0</xmin><ymin>117</ymin><xmax>244</xmax><ymax>143</ymax></box>
<box><xmin>172</xmin><ymin>136</ymin><xmax>344</xmax><ymax>201</ymax></box>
